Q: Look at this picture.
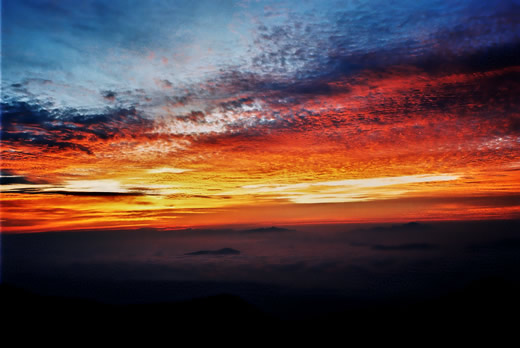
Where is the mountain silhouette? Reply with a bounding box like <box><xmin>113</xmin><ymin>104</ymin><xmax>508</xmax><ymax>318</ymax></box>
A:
<box><xmin>185</xmin><ymin>248</ymin><xmax>240</xmax><ymax>256</ymax></box>
<box><xmin>242</xmin><ymin>226</ymin><xmax>292</xmax><ymax>233</ymax></box>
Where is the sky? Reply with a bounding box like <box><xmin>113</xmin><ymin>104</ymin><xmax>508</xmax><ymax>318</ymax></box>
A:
<box><xmin>1</xmin><ymin>0</ymin><xmax>519</xmax><ymax>232</ymax></box>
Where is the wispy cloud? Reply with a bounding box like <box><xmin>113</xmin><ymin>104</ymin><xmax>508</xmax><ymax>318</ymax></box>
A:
<box><xmin>237</xmin><ymin>174</ymin><xmax>460</xmax><ymax>204</ymax></box>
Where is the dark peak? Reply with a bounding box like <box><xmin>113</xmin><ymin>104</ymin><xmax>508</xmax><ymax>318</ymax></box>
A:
<box><xmin>401</xmin><ymin>222</ymin><xmax>427</xmax><ymax>229</ymax></box>
<box><xmin>371</xmin><ymin>222</ymin><xmax>430</xmax><ymax>232</ymax></box>
<box><xmin>184</xmin><ymin>248</ymin><xmax>240</xmax><ymax>256</ymax></box>
<box><xmin>242</xmin><ymin>226</ymin><xmax>292</xmax><ymax>233</ymax></box>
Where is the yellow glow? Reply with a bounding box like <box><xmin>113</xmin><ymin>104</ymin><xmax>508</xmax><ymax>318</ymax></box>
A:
<box><xmin>59</xmin><ymin>180</ymin><xmax>128</xmax><ymax>193</ymax></box>
<box><xmin>235</xmin><ymin>174</ymin><xmax>461</xmax><ymax>204</ymax></box>
<box><xmin>147</xmin><ymin>167</ymin><xmax>194</xmax><ymax>174</ymax></box>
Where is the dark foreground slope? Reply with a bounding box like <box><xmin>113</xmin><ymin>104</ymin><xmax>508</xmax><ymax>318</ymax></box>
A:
<box><xmin>2</xmin><ymin>277</ymin><xmax>519</xmax><ymax>343</ymax></box>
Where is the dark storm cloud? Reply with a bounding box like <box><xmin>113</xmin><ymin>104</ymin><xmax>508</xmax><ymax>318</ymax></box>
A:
<box><xmin>1</xmin><ymin>101</ymin><xmax>53</xmax><ymax>129</ymax></box>
<box><xmin>101</xmin><ymin>90</ymin><xmax>117</xmax><ymax>101</ymax></box>
<box><xmin>1</xmin><ymin>131</ymin><xmax>94</xmax><ymax>154</ymax></box>
<box><xmin>1</xmin><ymin>102</ymin><xmax>153</xmax><ymax>154</ymax></box>
<box><xmin>2</xmin><ymin>188</ymin><xmax>143</xmax><ymax>197</ymax></box>
<box><xmin>416</xmin><ymin>41</ymin><xmax>520</xmax><ymax>76</ymax></box>
<box><xmin>0</xmin><ymin>169</ymin><xmax>35</xmax><ymax>185</ymax></box>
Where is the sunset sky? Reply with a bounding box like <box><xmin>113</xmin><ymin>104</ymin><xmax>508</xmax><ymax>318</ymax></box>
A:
<box><xmin>1</xmin><ymin>0</ymin><xmax>519</xmax><ymax>233</ymax></box>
